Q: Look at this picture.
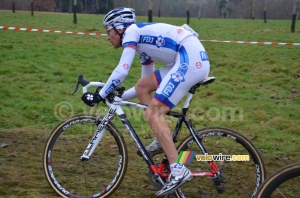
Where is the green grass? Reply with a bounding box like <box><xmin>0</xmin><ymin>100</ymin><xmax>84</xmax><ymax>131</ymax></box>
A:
<box><xmin>0</xmin><ymin>10</ymin><xmax>299</xmax><ymax>197</ymax></box>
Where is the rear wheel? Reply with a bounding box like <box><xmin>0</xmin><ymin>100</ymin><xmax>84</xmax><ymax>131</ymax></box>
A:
<box><xmin>175</xmin><ymin>127</ymin><xmax>265</xmax><ymax>198</ymax></box>
<box><xmin>255</xmin><ymin>162</ymin><xmax>300</xmax><ymax>198</ymax></box>
<box><xmin>43</xmin><ymin>114</ymin><xmax>128</xmax><ymax>198</ymax></box>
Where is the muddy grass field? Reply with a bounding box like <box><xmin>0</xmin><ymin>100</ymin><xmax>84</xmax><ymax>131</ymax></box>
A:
<box><xmin>1</xmin><ymin>127</ymin><xmax>298</xmax><ymax>198</ymax></box>
<box><xmin>0</xmin><ymin>10</ymin><xmax>299</xmax><ymax>198</ymax></box>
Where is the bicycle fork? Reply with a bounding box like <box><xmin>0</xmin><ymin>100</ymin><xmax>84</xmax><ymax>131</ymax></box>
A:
<box><xmin>80</xmin><ymin>108</ymin><xmax>116</xmax><ymax>161</ymax></box>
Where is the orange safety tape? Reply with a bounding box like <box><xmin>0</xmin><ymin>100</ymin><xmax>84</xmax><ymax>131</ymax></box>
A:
<box><xmin>1</xmin><ymin>25</ymin><xmax>299</xmax><ymax>46</ymax></box>
<box><xmin>200</xmin><ymin>39</ymin><xmax>300</xmax><ymax>46</ymax></box>
<box><xmin>0</xmin><ymin>25</ymin><xmax>107</xmax><ymax>36</ymax></box>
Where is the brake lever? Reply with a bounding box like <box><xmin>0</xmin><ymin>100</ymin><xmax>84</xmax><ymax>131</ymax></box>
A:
<box><xmin>72</xmin><ymin>74</ymin><xmax>90</xmax><ymax>95</ymax></box>
<box><xmin>116</xmin><ymin>86</ymin><xmax>125</xmax><ymax>97</ymax></box>
<box><xmin>72</xmin><ymin>82</ymin><xmax>79</xmax><ymax>95</ymax></box>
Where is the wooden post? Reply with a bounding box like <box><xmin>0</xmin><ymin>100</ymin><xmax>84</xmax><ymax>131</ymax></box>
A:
<box><xmin>186</xmin><ymin>0</ymin><xmax>190</xmax><ymax>24</ymax></box>
<box><xmin>31</xmin><ymin>1</ymin><xmax>34</xmax><ymax>16</ymax></box>
<box><xmin>73</xmin><ymin>0</ymin><xmax>77</xmax><ymax>24</ymax></box>
<box><xmin>251</xmin><ymin>0</ymin><xmax>255</xmax><ymax>20</ymax></box>
<box><xmin>158</xmin><ymin>0</ymin><xmax>162</xmax><ymax>17</ymax></box>
<box><xmin>291</xmin><ymin>0</ymin><xmax>297</xmax><ymax>33</ymax></box>
<box><xmin>148</xmin><ymin>0</ymin><xmax>153</xmax><ymax>22</ymax></box>
<box><xmin>198</xmin><ymin>0</ymin><xmax>202</xmax><ymax>19</ymax></box>
<box><xmin>261</xmin><ymin>0</ymin><xmax>268</xmax><ymax>23</ymax></box>
<box><xmin>12</xmin><ymin>1</ymin><xmax>15</xmax><ymax>13</ymax></box>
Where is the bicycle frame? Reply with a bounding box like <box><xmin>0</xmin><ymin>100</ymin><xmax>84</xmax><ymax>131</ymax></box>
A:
<box><xmin>76</xmin><ymin>76</ymin><xmax>219</xmax><ymax>187</ymax></box>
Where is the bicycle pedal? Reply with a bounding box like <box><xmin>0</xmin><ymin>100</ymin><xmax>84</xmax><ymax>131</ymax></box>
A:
<box><xmin>148</xmin><ymin>169</ymin><xmax>163</xmax><ymax>190</ymax></box>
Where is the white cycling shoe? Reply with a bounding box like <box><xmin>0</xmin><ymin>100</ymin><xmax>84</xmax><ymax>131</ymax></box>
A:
<box><xmin>156</xmin><ymin>165</ymin><xmax>193</xmax><ymax>197</ymax></box>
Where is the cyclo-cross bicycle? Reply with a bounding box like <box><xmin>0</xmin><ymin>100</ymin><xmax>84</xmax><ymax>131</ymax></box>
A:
<box><xmin>255</xmin><ymin>162</ymin><xmax>300</xmax><ymax>198</ymax></box>
<box><xmin>43</xmin><ymin>74</ymin><xmax>266</xmax><ymax>198</ymax></box>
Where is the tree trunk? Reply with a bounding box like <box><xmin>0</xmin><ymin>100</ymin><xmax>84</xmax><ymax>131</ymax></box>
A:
<box><xmin>96</xmin><ymin>0</ymin><xmax>99</xmax><ymax>14</ymax></box>
<box><xmin>261</xmin><ymin>0</ymin><xmax>268</xmax><ymax>23</ymax></box>
<box><xmin>31</xmin><ymin>1</ymin><xmax>34</xmax><ymax>16</ymax></box>
<box><xmin>85</xmin><ymin>0</ymin><xmax>87</xmax><ymax>13</ymax></box>
<box><xmin>158</xmin><ymin>0</ymin><xmax>162</xmax><ymax>17</ymax></box>
<box><xmin>60</xmin><ymin>0</ymin><xmax>63</xmax><ymax>12</ymax></box>
<box><xmin>148</xmin><ymin>0</ymin><xmax>153</xmax><ymax>22</ymax></box>
<box><xmin>186</xmin><ymin>0</ymin><xmax>190</xmax><ymax>24</ymax></box>
<box><xmin>251</xmin><ymin>0</ymin><xmax>255</xmax><ymax>20</ymax></box>
<box><xmin>69</xmin><ymin>0</ymin><xmax>72</xmax><ymax>13</ymax></box>
<box><xmin>73</xmin><ymin>0</ymin><xmax>77</xmax><ymax>24</ymax></box>
<box><xmin>12</xmin><ymin>1</ymin><xmax>15</xmax><ymax>13</ymax></box>
<box><xmin>214</xmin><ymin>0</ymin><xmax>219</xmax><ymax>18</ymax></box>
<box><xmin>291</xmin><ymin>0</ymin><xmax>297</xmax><ymax>32</ymax></box>
<box><xmin>128</xmin><ymin>0</ymin><xmax>131</xmax><ymax>7</ymax></box>
<box><xmin>91</xmin><ymin>0</ymin><xmax>94</xmax><ymax>14</ymax></box>
<box><xmin>263</xmin><ymin>11</ymin><xmax>267</xmax><ymax>23</ymax></box>
<box><xmin>198</xmin><ymin>0</ymin><xmax>202</xmax><ymax>19</ymax></box>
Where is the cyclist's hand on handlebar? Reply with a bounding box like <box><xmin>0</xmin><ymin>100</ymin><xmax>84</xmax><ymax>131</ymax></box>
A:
<box><xmin>81</xmin><ymin>92</ymin><xmax>104</xmax><ymax>107</ymax></box>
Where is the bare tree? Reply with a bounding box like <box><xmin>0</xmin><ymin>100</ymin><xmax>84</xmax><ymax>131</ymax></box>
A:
<box><xmin>69</xmin><ymin>0</ymin><xmax>72</xmax><ymax>13</ymax></box>
<box><xmin>148</xmin><ymin>0</ymin><xmax>153</xmax><ymax>22</ymax></box>
<box><xmin>73</xmin><ymin>0</ymin><xmax>77</xmax><ymax>24</ymax></box>
<box><xmin>158</xmin><ymin>0</ymin><xmax>162</xmax><ymax>17</ymax></box>
<box><xmin>261</xmin><ymin>0</ymin><xmax>269</xmax><ymax>23</ymax></box>
<box><xmin>219</xmin><ymin>0</ymin><xmax>230</xmax><ymax>18</ymax></box>
<box><xmin>251</xmin><ymin>0</ymin><xmax>255</xmax><ymax>19</ymax></box>
<box><xmin>85</xmin><ymin>0</ymin><xmax>87</xmax><ymax>13</ymax></box>
<box><xmin>214</xmin><ymin>0</ymin><xmax>220</xmax><ymax>18</ymax></box>
<box><xmin>186</xmin><ymin>0</ymin><xmax>190</xmax><ymax>24</ymax></box>
<box><xmin>96</xmin><ymin>0</ymin><xmax>99</xmax><ymax>13</ymax></box>
<box><xmin>291</xmin><ymin>0</ymin><xmax>298</xmax><ymax>32</ymax></box>
<box><xmin>12</xmin><ymin>0</ymin><xmax>16</xmax><ymax>13</ymax></box>
<box><xmin>198</xmin><ymin>0</ymin><xmax>202</xmax><ymax>19</ymax></box>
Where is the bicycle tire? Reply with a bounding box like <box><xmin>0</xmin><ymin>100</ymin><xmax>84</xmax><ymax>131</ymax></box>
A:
<box><xmin>174</xmin><ymin>127</ymin><xmax>266</xmax><ymax>198</ymax></box>
<box><xmin>254</xmin><ymin>162</ymin><xmax>300</xmax><ymax>198</ymax></box>
<box><xmin>43</xmin><ymin>114</ymin><xmax>128</xmax><ymax>198</ymax></box>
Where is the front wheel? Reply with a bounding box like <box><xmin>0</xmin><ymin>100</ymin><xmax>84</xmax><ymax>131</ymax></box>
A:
<box><xmin>175</xmin><ymin>127</ymin><xmax>266</xmax><ymax>198</ymax></box>
<box><xmin>43</xmin><ymin>114</ymin><xmax>128</xmax><ymax>198</ymax></box>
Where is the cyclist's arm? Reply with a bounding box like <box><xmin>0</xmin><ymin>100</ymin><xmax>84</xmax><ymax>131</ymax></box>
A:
<box><xmin>99</xmin><ymin>47</ymin><xmax>136</xmax><ymax>98</ymax></box>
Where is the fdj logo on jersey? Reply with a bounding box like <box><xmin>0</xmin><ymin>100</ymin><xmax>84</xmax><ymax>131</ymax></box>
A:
<box><xmin>162</xmin><ymin>72</ymin><xmax>185</xmax><ymax>97</ymax></box>
<box><xmin>141</xmin><ymin>36</ymin><xmax>155</xmax><ymax>44</ymax></box>
<box><xmin>155</xmin><ymin>36</ymin><xmax>165</xmax><ymax>48</ymax></box>
<box><xmin>105</xmin><ymin>79</ymin><xmax>121</xmax><ymax>94</ymax></box>
<box><xmin>140</xmin><ymin>35</ymin><xmax>165</xmax><ymax>48</ymax></box>
<box><xmin>200</xmin><ymin>51</ymin><xmax>209</xmax><ymax>61</ymax></box>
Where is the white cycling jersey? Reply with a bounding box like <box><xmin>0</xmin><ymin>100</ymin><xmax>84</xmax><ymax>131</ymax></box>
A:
<box><xmin>99</xmin><ymin>22</ymin><xmax>210</xmax><ymax>109</ymax></box>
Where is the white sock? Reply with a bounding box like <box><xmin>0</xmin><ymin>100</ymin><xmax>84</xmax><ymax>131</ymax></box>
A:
<box><xmin>170</xmin><ymin>163</ymin><xmax>185</xmax><ymax>175</ymax></box>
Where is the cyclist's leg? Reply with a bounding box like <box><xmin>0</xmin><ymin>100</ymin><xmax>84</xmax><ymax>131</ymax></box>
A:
<box><xmin>135</xmin><ymin>65</ymin><xmax>173</xmax><ymax>157</ymax></box>
<box><xmin>149</xmin><ymin>37</ymin><xmax>210</xmax><ymax>196</ymax></box>
<box><xmin>135</xmin><ymin>72</ymin><xmax>159</xmax><ymax>105</ymax></box>
<box><xmin>135</xmin><ymin>63</ymin><xmax>173</xmax><ymax>105</ymax></box>
<box><xmin>145</xmin><ymin>99</ymin><xmax>178</xmax><ymax>162</ymax></box>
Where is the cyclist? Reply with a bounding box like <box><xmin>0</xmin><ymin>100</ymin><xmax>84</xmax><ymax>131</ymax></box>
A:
<box><xmin>81</xmin><ymin>7</ymin><xmax>210</xmax><ymax>196</ymax></box>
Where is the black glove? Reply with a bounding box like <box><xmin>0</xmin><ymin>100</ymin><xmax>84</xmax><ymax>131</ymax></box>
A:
<box><xmin>81</xmin><ymin>92</ymin><xmax>103</xmax><ymax>107</ymax></box>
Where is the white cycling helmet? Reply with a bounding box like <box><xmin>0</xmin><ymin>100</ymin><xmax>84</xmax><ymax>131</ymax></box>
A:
<box><xmin>103</xmin><ymin>7</ymin><xmax>136</xmax><ymax>30</ymax></box>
